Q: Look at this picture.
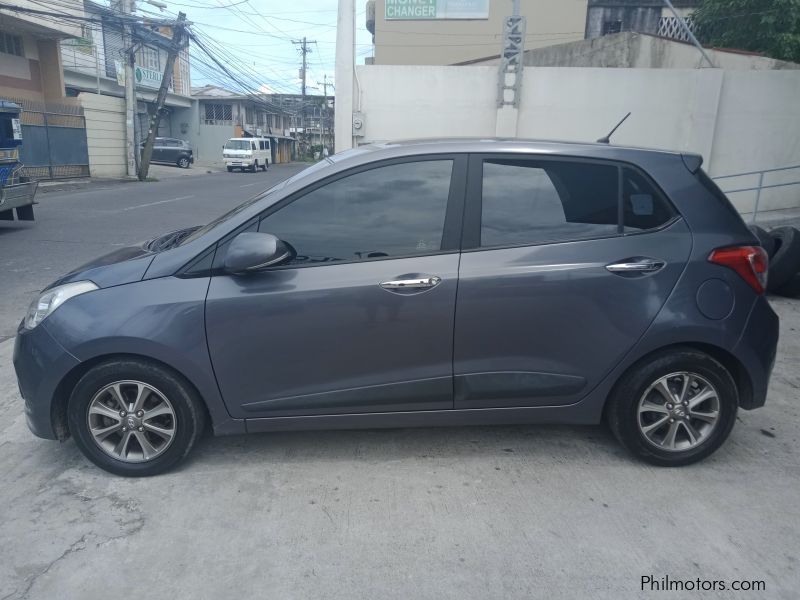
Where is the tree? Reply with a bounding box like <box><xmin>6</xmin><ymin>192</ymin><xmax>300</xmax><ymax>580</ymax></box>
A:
<box><xmin>692</xmin><ymin>0</ymin><xmax>800</xmax><ymax>63</ymax></box>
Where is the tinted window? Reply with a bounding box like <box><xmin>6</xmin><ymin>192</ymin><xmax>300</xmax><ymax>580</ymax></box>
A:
<box><xmin>480</xmin><ymin>159</ymin><xmax>619</xmax><ymax>247</ymax></box>
<box><xmin>259</xmin><ymin>160</ymin><xmax>453</xmax><ymax>265</ymax></box>
<box><xmin>623</xmin><ymin>167</ymin><xmax>676</xmax><ymax>232</ymax></box>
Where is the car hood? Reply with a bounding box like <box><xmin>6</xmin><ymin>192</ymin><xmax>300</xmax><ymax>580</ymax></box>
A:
<box><xmin>49</xmin><ymin>226</ymin><xmax>200</xmax><ymax>290</ymax></box>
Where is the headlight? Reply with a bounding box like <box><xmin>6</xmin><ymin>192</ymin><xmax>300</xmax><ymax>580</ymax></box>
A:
<box><xmin>25</xmin><ymin>281</ymin><xmax>98</xmax><ymax>330</ymax></box>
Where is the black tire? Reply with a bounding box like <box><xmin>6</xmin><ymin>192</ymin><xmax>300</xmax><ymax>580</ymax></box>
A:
<box><xmin>748</xmin><ymin>224</ymin><xmax>775</xmax><ymax>257</ymax></box>
<box><xmin>767</xmin><ymin>226</ymin><xmax>800</xmax><ymax>291</ymax></box>
<box><xmin>262</xmin><ymin>161</ymin><xmax>268</xmax><ymax>171</ymax></box>
<box><xmin>177</xmin><ymin>156</ymin><xmax>190</xmax><ymax>169</ymax></box>
<box><xmin>226</xmin><ymin>166</ymin><xmax>233</xmax><ymax>172</ymax></box>
<box><xmin>250</xmin><ymin>161</ymin><xmax>258</xmax><ymax>173</ymax></box>
<box><xmin>776</xmin><ymin>271</ymin><xmax>800</xmax><ymax>298</ymax></box>
<box><xmin>606</xmin><ymin>347</ymin><xmax>738</xmax><ymax>467</ymax></box>
<box><xmin>68</xmin><ymin>359</ymin><xmax>206</xmax><ymax>477</ymax></box>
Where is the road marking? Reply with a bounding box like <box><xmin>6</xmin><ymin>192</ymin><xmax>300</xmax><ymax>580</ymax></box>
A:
<box><xmin>239</xmin><ymin>182</ymin><xmax>263</xmax><ymax>188</ymax></box>
<box><xmin>122</xmin><ymin>195</ymin><xmax>194</xmax><ymax>211</ymax></box>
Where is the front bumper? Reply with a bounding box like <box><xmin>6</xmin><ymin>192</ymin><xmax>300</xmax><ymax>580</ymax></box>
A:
<box><xmin>224</xmin><ymin>158</ymin><xmax>252</xmax><ymax>167</ymax></box>
<box><xmin>13</xmin><ymin>321</ymin><xmax>81</xmax><ymax>439</ymax></box>
<box><xmin>733</xmin><ymin>295</ymin><xmax>779</xmax><ymax>409</ymax></box>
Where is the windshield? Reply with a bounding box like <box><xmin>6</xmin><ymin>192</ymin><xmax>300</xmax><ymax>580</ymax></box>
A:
<box><xmin>178</xmin><ymin>162</ymin><xmax>328</xmax><ymax>246</ymax></box>
<box><xmin>225</xmin><ymin>140</ymin><xmax>252</xmax><ymax>151</ymax></box>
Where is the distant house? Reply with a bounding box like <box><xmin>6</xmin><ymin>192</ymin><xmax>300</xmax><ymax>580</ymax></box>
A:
<box><xmin>189</xmin><ymin>85</ymin><xmax>295</xmax><ymax>164</ymax></box>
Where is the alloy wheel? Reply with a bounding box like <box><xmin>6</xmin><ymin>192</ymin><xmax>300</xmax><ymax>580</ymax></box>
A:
<box><xmin>87</xmin><ymin>380</ymin><xmax>177</xmax><ymax>462</ymax></box>
<box><xmin>637</xmin><ymin>371</ymin><xmax>720</xmax><ymax>452</ymax></box>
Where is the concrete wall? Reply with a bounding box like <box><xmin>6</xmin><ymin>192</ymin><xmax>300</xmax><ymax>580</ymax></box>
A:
<box><xmin>372</xmin><ymin>0</ymin><xmax>588</xmax><ymax>65</ymax></box>
<box><xmin>353</xmin><ymin>65</ymin><xmax>800</xmax><ymax>218</ymax></box>
<box><xmin>470</xmin><ymin>33</ymin><xmax>800</xmax><ymax>70</ymax></box>
<box><xmin>78</xmin><ymin>93</ymin><xmax>126</xmax><ymax>178</ymax></box>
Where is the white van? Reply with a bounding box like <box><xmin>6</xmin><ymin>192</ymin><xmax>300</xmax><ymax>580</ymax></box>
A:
<box><xmin>223</xmin><ymin>137</ymin><xmax>271</xmax><ymax>172</ymax></box>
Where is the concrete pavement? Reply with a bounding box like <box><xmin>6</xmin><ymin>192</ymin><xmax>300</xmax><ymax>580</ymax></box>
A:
<box><xmin>0</xmin><ymin>298</ymin><xmax>798</xmax><ymax>599</ymax></box>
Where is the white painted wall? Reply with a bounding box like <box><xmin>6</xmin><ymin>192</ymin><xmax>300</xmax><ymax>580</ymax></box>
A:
<box><xmin>78</xmin><ymin>92</ymin><xmax>126</xmax><ymax>178</ymax></box>
<box><xmin>354</xmin><ymin>65</ymin><xmax>800</xmax><ymax>219</ymax></box>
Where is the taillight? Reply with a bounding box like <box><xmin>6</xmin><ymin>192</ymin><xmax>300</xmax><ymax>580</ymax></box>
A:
<box><xmin>708</xmin><ymin>245</ymin><xmax>768</xmax><ymax>294</ymax></box>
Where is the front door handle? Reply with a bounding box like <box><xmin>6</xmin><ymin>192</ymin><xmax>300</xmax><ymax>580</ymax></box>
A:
<box><xmin>606</xmin><ymin>258</ymin><xmax>666</xmax><ymax>274</ymax></box>
<box><xmin>379</xmin><ymin>275</ymin><xmax>442</xmax><ymax>291</ymax></box>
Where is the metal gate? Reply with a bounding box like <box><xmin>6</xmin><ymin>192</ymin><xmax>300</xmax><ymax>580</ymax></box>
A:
<box><xmin>9</xmin><ymin>97</ymin><xmax>90</xmax><ymax>180</ymax></box>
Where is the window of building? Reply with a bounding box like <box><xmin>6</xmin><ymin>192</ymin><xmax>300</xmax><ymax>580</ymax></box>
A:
<box><xmin>245</xmin><ymin>106</ymin><xmax>254</xmax><ymax>124</ymax></box>
<box><xmin>204</xmin><ymin>103</ymin><xmax>233</xmax><ymax>124</ymax></box>
<box><xmin>602</xmin><ymin>20</ymin><xmax>623</xmax><ymax>35</ymax></box>
<box><xmin>136</xmin><ymin>45</ymin><xmax>160</xmax><ymax>71</ymax></box>
<box><xmin>259</xmin><ymin>160</ymin><xmax>454</xmax><ymax>265</ymax></box>
<box><xmin>0</xmin><ymin>32</ymin><xmax>24</xmax><ymax>57</ymax></box>
<box><xmin>480</xmin><ymin>159</ymin><xmax>619</xmax><ymax>248</ymax></box>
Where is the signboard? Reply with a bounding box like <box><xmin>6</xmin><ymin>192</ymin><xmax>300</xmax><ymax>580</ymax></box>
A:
<box><xmin>385</xmin><ymin>0</ymin><xmax>489</xmax><ymax>20</ymax></box>
<box><xmin>114</xmin><ymin>59</ymin><xmax>125</xmax><ymax>86</ymax></box>
<box><xmin>11</xmin><ymin>118</ymin><xmax>21</xmax><ymax>140</ymax></box>
<box><xmin>135</xmin><ymin>65</ymin><xmax>163</xmax><ymax>89</ymax></box>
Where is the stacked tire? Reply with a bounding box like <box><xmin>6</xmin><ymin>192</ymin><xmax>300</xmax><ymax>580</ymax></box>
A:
<box><xmin>749</xmin><ymin>225</ymin><xmax>800</xmax><ymax>298</ymax></box>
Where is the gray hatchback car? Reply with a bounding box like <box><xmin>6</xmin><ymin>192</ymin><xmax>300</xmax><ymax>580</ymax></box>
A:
<box><xmin>14</xmin><ymin>139</ymin><xmax>778</xmax><ymax>476</ymax></box>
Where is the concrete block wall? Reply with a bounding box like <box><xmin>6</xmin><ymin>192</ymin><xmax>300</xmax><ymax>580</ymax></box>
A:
<box><xmin>78</xmin><ymin>92</ymin><xmax>126</xmax><ymax>178</ymax></box>
<box><xmin>354</xmin><ymin>65</ymin><xmax>800</xmax><ymax>219</ymax></box>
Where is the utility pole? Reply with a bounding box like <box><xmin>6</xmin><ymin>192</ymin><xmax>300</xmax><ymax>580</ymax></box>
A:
<box><xmin>317</xmin><ymin>74</ymin><xmax>330</xmax><ymax>152</ymax></box>
<box><xmin>334</xmin><ymin>0</ymin><xmax>354</xmax><ymax>153</ymax></box>
<box><xmin>293</xmin><ymin>37</ymin><xmax>315</xmax><ymax>157</ymax></box>
<box><xmin>138</xmin><ymin>12</ymin><xmax>187</xmax><ymax>180</ymax></box>
<box><xmin>121</xmin><ymin>0</ymin><xmax>136</xmax><ymax>177</ymax></box>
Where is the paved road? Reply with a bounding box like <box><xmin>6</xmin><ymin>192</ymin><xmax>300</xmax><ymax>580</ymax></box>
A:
<box><xmin>0</xmin><ymin>163</ymin><xmax>798</xmax><ymax>598</ymax></box>
<box><xmin>0</xmin><ymin>163</ymin><xmax>306</xmax><ymax>340</ymax></box>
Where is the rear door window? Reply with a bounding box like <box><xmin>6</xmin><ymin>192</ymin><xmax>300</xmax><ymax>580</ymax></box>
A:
<box><xmin>480</xmin><ymin>159</ymin><xmax>619</xmax><ymax>247</ymax></box>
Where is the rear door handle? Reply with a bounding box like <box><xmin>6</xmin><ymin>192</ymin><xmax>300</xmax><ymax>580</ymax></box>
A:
<box><xmin>606</xmin><ymin>259</ymin><xmax>666</xmax><ymax>274</ymax></box>
<box><xmin>379</xmin><ymin>275</ymin><xmax>441</xmax><ymax>291</ymax></box>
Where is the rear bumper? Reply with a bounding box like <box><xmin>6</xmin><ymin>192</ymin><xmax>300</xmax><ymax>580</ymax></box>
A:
<box><xmin>13</xmin><ymin>321</ymin><xmax>80</xmax><ymax>439</ymax></box>
<box><xmin>733</xmin><ymin>295</ymin><xmax>779</xmax><ymax>409</ymax></box>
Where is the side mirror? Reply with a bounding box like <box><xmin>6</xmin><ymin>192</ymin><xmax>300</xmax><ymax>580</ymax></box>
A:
<box><xmin>223</xmin><ymin>232</ymin><xmax>294</xmax><ymax>274</ymax></box>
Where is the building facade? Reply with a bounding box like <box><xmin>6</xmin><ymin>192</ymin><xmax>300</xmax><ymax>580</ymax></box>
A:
<box><xmin>188</xmin><ymin>85</ymin><xmax>295</xmax><ymax>165</ymax></box>
<box><xmin>366</xmin><ymin>0</ymin><xmax>589</xmax><ymax>65</ymax></box>
<box><xmin>60</xmin><ymin>1</ymin><xmax>192</xmax><ymax>139</ymax></box>
<box><xmin>0</xmin><ymin>0</ymin><xmax>82</xmax><ymax>103</ymax></box>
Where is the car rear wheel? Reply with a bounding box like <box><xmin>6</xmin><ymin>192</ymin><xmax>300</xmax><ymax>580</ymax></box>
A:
<box><xmin>177</xmin><ymin>156</ymin><xmax>190</xmax><ymax>169</ymax></box>
<box><xmin>262</xmin><ymin>161</ymin><xmax>268</xmax><ymax>171</ymax></box>
<box><xmin>68</xmin><ymin>359</ymin><xmax>205</xmax><ymax>476</ymax></box>
<box><xmin>606</xmin><ymin>348</ymin><xmax>738</xmax><ymax>466</ymax></box>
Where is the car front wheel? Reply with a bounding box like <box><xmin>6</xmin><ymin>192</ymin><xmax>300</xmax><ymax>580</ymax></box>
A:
<box><xmin>68</xmin><ymin>359</ymin><xmax>205</xmax><ymax>476</ymax></box>
<box><xmin>177</xmin><ymin>156</ymin><xmax>190</xmax><ymax>169</ymax></box>
<box><xmin>606</xmin><ymin>348</ymin><xmax>738</xmax><ymax>466</ymax></box>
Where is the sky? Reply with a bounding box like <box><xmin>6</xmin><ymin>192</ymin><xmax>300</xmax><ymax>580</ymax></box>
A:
<box><xmin>134</xmin><ymin>0</ymin><xmax>374</xmax><ymax>96</ymax></box>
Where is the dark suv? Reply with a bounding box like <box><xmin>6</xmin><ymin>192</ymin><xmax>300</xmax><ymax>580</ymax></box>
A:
<box><xmin>13</xmin><ymin>139</ymin><xmax>778</xmax><ymax>476</ymax></box>
<box><xmin>144</xmin><ymin>137</ymin><xmax>193</xmax><ymax>168</ymax></box>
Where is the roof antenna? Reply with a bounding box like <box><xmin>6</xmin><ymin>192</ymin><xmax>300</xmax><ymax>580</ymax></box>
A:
<box><xmin>597</xmin><ymin>112</ymin><xmax>631</xmax><ymax>144</ymax></box>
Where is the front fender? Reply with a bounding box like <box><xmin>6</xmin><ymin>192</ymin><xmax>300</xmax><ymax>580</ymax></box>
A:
<box><xmin>44</xmin><ymin>277</ymin><xmax>244</xmax><ymax>435</ymax></box>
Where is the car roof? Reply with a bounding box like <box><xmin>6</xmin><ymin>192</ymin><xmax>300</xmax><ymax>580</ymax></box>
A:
<box><xmin>325</xmin><ymin>137</ymin><xmax>697</xmax><ymax>173</ymax></box>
